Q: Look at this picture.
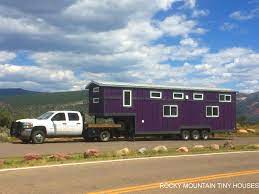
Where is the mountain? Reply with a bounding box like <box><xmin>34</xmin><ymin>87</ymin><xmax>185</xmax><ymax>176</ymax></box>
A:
<box><xmin>0</xmin><ymin>90</ymin><xmax>88</xmax><ymax>119</ymax></box>
<box><xmin>0</xmin><ymin>88</ymin><xmax>39</xmax><ymax>97</ymax></box>
<box><xmin>237</xmin><ymin>92</ymin><xmax>259</xmax><ymax>123</ymax></box>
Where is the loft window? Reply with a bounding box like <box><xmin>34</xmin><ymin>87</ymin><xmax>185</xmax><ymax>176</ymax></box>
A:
<box><xmin>93</xmin><ymin>98</ymin><xmax>99</xmax><ymax>103</ymax></box>
<box><xmin>163</xmin><ymin>105</ymin><xmax>178</xmax><ymax>117</ymax></box>
<box><xmin>123</xmin><ymin>90</ymin><xmax>132</xmax><ymax>107</ymax></box>
<box><xmin>206</xmin><ymin>106</ymin><xmax>219</xmax><ymax>117</ymax></box>
<box><xmin>150</xmin><ymin>91</ymin><xmax>162</xmax><ymax>99</ymax></box>
<box><xmin>193</xmin><ymin>93</ymin><xmax>204</xmax><ymax>100</ymax></box>
<box><xmin>93</xmin><ymin>87</ymin><xmax>99</xmax><ymax>93</ymax></box>
<box><xmin>219</xmin><ymin>94</ymin><xmax>231</xmax><ymax>102</ymax></box>
<box><xmin>173</xmin><ymin>92</ymin><xmax>184</xmax><ymax>100</ymax></box>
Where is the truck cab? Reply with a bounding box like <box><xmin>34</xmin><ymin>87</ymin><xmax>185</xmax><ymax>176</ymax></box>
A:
<box><xmin>11</xmin><ymin>111</ymin><xmax>84</xmax><ymax>144</ymax></box>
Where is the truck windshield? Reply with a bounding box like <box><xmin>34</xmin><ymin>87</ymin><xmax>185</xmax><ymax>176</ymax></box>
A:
<box><xmin>37</xmin><ymin>112</ymin><xmax>54</xmax><ymax>120</ymax></box>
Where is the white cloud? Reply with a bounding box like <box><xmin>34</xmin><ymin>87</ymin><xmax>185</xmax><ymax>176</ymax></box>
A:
<box><xmin>0</xmin><ymin>51</ymin><xmax>16</xmax><ymax>62</ymax></box>
<box><xmin>220</xmin><ymin>22</ymin><xmax>238</xmax><ymax>31</ymax></box>
<box><xmin>230</xmin><ymin>8</ymin><xmax>259</xmax><ymax>20</ymax></box>
<box><xmin>192</xmin><ymin>9</ymin><xmax>209</xmax><ymax>17</ymax></box>
<box><xmin>159</xmin><ymin>15</ymin><xmax>206</xmax><ymax>37</ymax></box>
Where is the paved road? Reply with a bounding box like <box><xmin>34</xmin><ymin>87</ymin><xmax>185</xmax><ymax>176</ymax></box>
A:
<box><xmin>0</xmin><ymin>151</ymin><xmax>259</xmax><ymax>194</ymax></box>
<box><xmin>1</xmin><ymin>136</ymin><xmax>259</xmax><ymax>158</ymax></box>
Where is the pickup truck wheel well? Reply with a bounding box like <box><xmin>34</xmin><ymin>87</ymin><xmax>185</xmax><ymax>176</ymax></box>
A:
<box><xmin>31</xmin><ymin>126</ymin><xmax>47</xmax><ymax>136</ymax></box>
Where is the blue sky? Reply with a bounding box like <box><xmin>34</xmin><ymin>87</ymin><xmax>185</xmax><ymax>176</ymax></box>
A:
<box><xmin>0</xmin><ymin>0</ymin><xmax>258</xmax><ymax>92</ymax></box>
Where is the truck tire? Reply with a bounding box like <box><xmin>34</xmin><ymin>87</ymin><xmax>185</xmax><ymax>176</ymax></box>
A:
<box><xmin>191</xmin><ymin>130</ymin><xmax>200</xmax><ymax>140</ymax></box>
<box><xmin>31</xmin><ymin>130</ymin><xmax>46</xmax><ymax>144</ymax></box>
<box><xmin>201</xmin><ymin>130</ymin><xmax>209</xmax><ymax>140</ymax></box>
<box><xmin>181</xmin><ymin>130</ymin><xmax>190</xmax><ymax>140</ymax></box>
<box><xmin>99</xmin><ymin>130</ymin><xmax>111</xmax><ymax>142</ymax></box>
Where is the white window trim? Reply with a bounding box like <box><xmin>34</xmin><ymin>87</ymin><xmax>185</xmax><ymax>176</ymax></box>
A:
<box><xmin>123</xmin><ymin>90</ymin><xmax>132</xmax><ymax>107</ymax></box>
<box><xmin>173</xmin><ymin>92</ymin><xmax>184</xmax><ymax>100</ymax></box>
<box><xmin>93</xmin><ymin>87</ymin><xmax>99</xmax><ymax>93</ymax></box>
<box><xmin>150</xmin><ymin>91</ymin><xmax>162</xmax><ymax>99</ymax></box>
<box><xmin>193</xmin><ymin>93</ymin><xmax>204</xmax><ymax>100</ymax></box>
<box><xmin>93</xmin><ymin>98</ymin><xmax>99</xmax><ymax>103</ymax></box>
<box><xmin>163</xmin><ymin>105</ymin><xmax>178</xmax><ymax>118</ymax></box>
<box><xmin>206</xmin><ymin>106</ymin><xmax>219</xmax><ymax>117</ymax></box>
<box><xmin>219</xmin><ymin>94</ymin><xmax>231</xmax><ymax>102</ymax></box>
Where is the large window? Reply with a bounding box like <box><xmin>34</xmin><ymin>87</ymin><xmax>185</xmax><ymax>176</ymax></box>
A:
<box><xmin>173</xmin><ymin>92</ymin><xmax>184</xmax><ymax>100</ymax></box>
<box><xmin>193</xmin><ymin>93</ymin><xmax>204</xmax><ymax>100</ymax></box>
<box><xmin>51</xmin><ymin>113</ymin><xmax>66</xmax><ymax>121</ymax></box>
<box><xmin>68</xmin><ymin>113</ymin><xmax>79</xmax><ymax>121</ymax></box>
<box><xmin>93</xmin><ymin>98</ymin><xmax>99</xmax><ymax>103</ymax></box>
<box><xmin>123</xmin><ymin>90</ymin><xmax>132</xmax><ymax>107</ymax></box>
<box><xmin>206</xmin><ymin>106</ymin><xmax>219</xmax><ymax>117</ymax></box>
<box><xmin>150</xmin><ymin>91</ymin><xmax>162</xmax><ymax>99</ymax></box>
<box><xmin>163</xmin><ymin>105</ymin><xmax>178</xmax><ymax>117</ymax></box>
<box><xmin>219</xmin><ymin>94</ymin><xmax>231</xmax><ymax>102</ymax></box>
<box><xmin>93</xmin><ymin>87</ymin><xmax>99</xmax><ymax>93</ymax></box>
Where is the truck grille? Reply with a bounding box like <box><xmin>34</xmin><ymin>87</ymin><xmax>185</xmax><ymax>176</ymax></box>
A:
<box><xmin>10</xmin><ymin>122</ymin><xmax>23</xmax><ymax>137</ymax></box>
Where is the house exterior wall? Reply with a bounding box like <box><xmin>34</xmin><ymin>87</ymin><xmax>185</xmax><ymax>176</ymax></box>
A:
<box><xmin>88</xmin><ymin>84</ymin><xmax>236</xmax><ymax>134</ymax></box>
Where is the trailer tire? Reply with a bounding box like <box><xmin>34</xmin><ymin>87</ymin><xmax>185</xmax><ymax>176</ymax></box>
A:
<box><xmin>99</xmin><ymin>130</ymin><xmax>111</xmax><ymax>142</ymax></box>
<box><xmin>201</xmin><ymin>130</ymin><xmax>209</xmax><ymax>140</ymax></box>
<box><xmin>181</xmin><ymin>130</ymin><xmax>190</xmax><ymax>140</ymax></box>
<box><xmin>191</xmin><ymin>130</ymin><xmax>200</xmax><ymax>140</ymax></box>
<box><xmin>31</xmin><ymin>130</ymin><xmax>46</xmax><ymax>144</ymax></box>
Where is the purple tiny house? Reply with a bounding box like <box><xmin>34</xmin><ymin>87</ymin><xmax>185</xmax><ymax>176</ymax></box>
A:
<box><xmin>86</xmin><ymin>81</ymin><xmax>236</xmax><ymax>140</ymax></box>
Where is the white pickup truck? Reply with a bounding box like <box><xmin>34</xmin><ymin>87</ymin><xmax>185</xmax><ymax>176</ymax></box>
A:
<box><xmin>11</xmin><ymin>111</ymin><xmax>121</xmax><ymax>144</ymax></box>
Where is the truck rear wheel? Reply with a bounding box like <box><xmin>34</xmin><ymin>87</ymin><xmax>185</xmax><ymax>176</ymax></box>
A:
<box><xmin>31</xmin><ymin>130</ymin><xmax>46</xmax><ymax>144</ymax></box>
<box><xmin>99</xmin><ymin>130</ymin><xmax>111</xmax><ymax>142</ymax></box>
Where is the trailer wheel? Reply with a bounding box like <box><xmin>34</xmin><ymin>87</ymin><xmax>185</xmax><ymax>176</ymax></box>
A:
<box><xmin>191</xmin><ymin>130</ymin><xmax>200</xmax><ymax>140</ymax></box>
<box><xmin>201</xmin><ymin>130</ymin><xmax>209</xmax><ymax>140</ymax></box>
<box><xmin>181</xmin><ymin>130</ymin><xmax>190</xmax><ymax>140</ymax></box>
<box><xmin>99</xmin><ymin>130</ymin><xmax>111</xmax><ymax>142</ymax></box>
<box><xmin>31</xmin><ymin>130</ymin><xmax>46</xmax><ymax>144</ymax></box>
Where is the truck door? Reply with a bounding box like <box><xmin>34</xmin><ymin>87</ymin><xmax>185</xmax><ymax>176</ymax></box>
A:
<box><xmin>51</xmin><ymin>113</ymin><xmax>67</xmax><ymax>135</ymax></box>
<box><xmin>67</xmin><ymin>112</ymin><xmax>83</xmax><ymax>135</ymax></box>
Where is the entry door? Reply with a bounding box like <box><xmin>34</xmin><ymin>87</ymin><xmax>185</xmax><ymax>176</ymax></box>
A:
<box><xmin>67</xmin><ymin>112</ymin><xmax>82</xmax><ymax>135</ymax></box>
<box><xmin>51</xmin><ymin>113</ymin><xmax>67</xmax><ymax>135</ymax></box>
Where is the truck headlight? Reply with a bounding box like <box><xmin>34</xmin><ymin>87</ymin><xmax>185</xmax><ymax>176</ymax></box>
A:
<box><xmin>23</xmin><ymin>122</ymin><xmax>33</xmax><ymax>129</ymax></box>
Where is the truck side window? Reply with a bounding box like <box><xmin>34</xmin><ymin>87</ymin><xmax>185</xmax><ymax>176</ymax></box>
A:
<box><xmin>68</xmin><ymin>113</ymin><xmax>79</xmax><ymax>121</ymax></box>
<box><xmin>52</xmin><ymin>113</ymin><xmax>66</xmax><ymax>121</ymax></box>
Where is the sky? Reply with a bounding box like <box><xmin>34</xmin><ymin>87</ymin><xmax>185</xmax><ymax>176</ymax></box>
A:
<box><xmin>0</xmin><ymin>0</ymin><xmax>258</xmax><ymax>93</ymax></box>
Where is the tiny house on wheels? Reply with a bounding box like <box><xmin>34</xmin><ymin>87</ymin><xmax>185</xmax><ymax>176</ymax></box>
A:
<box><xmin>86</xmin><ymin>81</ymin><xmax>236</xmax><ymax>140</ymax></box>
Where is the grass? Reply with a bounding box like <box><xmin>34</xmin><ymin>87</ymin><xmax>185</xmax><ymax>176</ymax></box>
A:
<box><xmin>1</xmin><ymin>144</ymin><xmax>259</xmax><ymax>169</ymax></box>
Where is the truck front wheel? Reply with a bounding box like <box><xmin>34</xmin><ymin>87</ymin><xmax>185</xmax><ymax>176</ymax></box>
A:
<box><xmin>31</xmin><ymin>130</ymin><xmax>46</xmax><ymax>144</ymax></box>
<box><xmin>99</xmin><ymin>130</ymin><xmax>111</xmax><ymax>142</ymax></box>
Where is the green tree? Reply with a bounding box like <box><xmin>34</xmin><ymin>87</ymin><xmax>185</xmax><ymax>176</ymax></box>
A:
<box><xmin>0</xmin><ymin>109</ymin><xmax>12</xmax><ymax>127</ymax></box>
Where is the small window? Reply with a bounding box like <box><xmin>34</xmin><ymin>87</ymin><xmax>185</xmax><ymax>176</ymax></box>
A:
<box><xmin>52</xmin><ymin>113</ymin><xmax>66</xmax><ymax>121</ymax></box>
<box><xmin>68</xmin><ymin>113</ymin><xmax>79</xmax><ymax>121</ymax></box>
<box><xmin>93</xmin><ymin>87</ymin><xmax>99</xmax><ymax>93</ymax></box>
<box><xmin>93</xmin><ymin>98</ymin><xmax>99</xmax><ymax>103</ymax></box>
<box><xmin>206</xmin><ymin>106</ymin><xmax>219</xmax><ymax>117</ymax></box>
<box><xmin>219</xmin><ymin>94</ymin><xmax>231</xmax><ymax>102</ymax></box>
<box><xmin>163</xmin><ymin>105</ymin><xmax>178</xmax><ymax>117</ymax></box>
<box><xmin>193</xmin><ymin>93</ymin><xmax>204</xmax><ymax>100</ymax></box>
<box><xmin>173</xmin><ymin>92</ymin><xmax>184</xmax><ymax>100</ymax></box>
<box><xmin>123</xmin><ymin>90</ymin><xmax>132</xmax><ymax>107</ymax></box>
<box><xmin>150</xmin><ymin>91</ymin><xmax>162</xmax><ymax>99</ymax></box>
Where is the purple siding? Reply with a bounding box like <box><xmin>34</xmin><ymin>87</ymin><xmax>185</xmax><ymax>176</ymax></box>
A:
<box><xmin>88</xmin><ymin>83</ymin><xmax>236</xmax><ymax>134</ymax></box>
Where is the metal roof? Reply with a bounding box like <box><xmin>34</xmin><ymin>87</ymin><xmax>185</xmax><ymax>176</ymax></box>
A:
<box><xmin>86</xmin><ymin>80</ymin><xmax>235</xmax><ymax>92</ymax></box>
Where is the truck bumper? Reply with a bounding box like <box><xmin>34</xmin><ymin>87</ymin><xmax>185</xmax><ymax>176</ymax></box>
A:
<box><xmin>11</xmin><ymin>122</ymin><xmax>32</xmax><ymax>140</ymax></box>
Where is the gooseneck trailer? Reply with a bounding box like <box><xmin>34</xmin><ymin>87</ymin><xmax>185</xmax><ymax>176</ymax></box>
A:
<box><xmin>11</xmin><ymin>80</ymin><xmax>236</xmax><ymax>143</ymax></box>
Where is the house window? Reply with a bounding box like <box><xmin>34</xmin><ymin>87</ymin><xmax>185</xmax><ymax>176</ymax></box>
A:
<box><xmin>93</xmin><ymin>87</ymin><xmax>99</xmax><ymax>93</ymax></box>
<box><xmin>173</xmin><ymin>92</ymin><xmax>184</xmax><ymax>100</ymax></box>
<box><xmin>206</xmin><ymin>106</ymin><xmax>219</xmax><ymax>117</ymax></box>
<box><xmin>123</xmin><ymin>90</ymin><xmax>132</xmax><ymax>107</ymax></box>
<box><xmin>93</xmin><ymin>98</ymin><xmax>99</xmax><ymax>103</ymax></box>
<box><xmin>163</xmin><ymin>105</ymin><xmax>178</xmax><ymax>117</ymax></box>
<box><xmin>193</xmin><ymin>93</ymin><xmax>204</xmax><ymax>100</ymax></box>
<box><xmin>219</xmin><ymin>94</ymin><xmax>231</xmax><ymax>102</ymax></box>
<box><xmin>150</xmin><ymin>91</ymin><xmax>162</xmax><ymax>99</ymax></box>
